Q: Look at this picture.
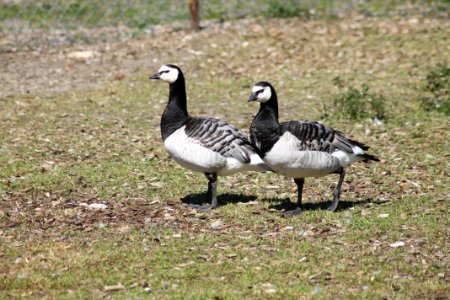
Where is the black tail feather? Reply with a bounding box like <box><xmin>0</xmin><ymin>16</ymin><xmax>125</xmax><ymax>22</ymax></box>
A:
<box><xmin>359</xmin><ymin>153</ymin><xmax>380</xmax><ymax>162</ymax></box>
<box><xmin>348</xmin><ymin>138</ymin><xmax>370</xmax><ymax>150</ymax></box>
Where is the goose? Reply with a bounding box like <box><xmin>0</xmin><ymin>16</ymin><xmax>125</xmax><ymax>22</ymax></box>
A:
<box><xmin>248</xmin><ymin>81</ymin><xmax>379</xmax><ymax>216</ymax></box>
<box><xmin>149</xmin><ymin>64</ymin><xmax>267</xmax><ymax>211</ymax></box>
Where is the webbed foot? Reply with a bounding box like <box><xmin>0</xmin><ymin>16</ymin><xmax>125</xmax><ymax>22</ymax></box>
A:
<box><xmin>187</xmin><ymin>203</ymin><xmax>203</xmax><ymax>209</ymax></box>
<box><xmin>197</xmin><ymin>204</ymin><xmax>217</xmax><ymax>212</ymax></box>
<box><xmin>282</xmin><ymin>207</ymin><xmax>303</xmax><ymax>217</ymax></box>
<box><xmin>326</xmin><ymin>202</ymin><xmax>338</xmax><ymax>212</ymax></box>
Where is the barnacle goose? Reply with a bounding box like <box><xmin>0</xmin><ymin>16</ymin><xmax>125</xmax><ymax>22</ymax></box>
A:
<box><xmin>248</xmin><ymin>82</ymin><xmax>379</xmax><ymax>216</ymax></box>
<box><xmin>149</xmin><ymin>64</ymin><xmax>267</xmax><ymax>211</ymax></box>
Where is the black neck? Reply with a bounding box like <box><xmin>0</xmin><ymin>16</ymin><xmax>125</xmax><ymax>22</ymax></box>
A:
<box><xmin>250</xmin><ymin>93</ymin><xmax>281</xmax><ymax>156</ymax></box>
<box><xmin>160</xmin><ymin>75</ymin><xmax>189</xmax><ymax>141</ymax></box>
<box><xmin>259</xmin><ymin>93</ymin><xmax>279</xmax><ymax>121</ymax></box>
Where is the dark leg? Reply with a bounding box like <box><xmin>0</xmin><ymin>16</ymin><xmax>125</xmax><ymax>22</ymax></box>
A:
<box><xmin>205</xmin><ymin>173</ymin><xmax>213</xmax><ymax>200</ymax></box>
<box><xmin>327</xmin><ymin>168</ymin><xmax>345</xmax><ymax>212</ymax></box>
<box><xmin>197</xmin><ymin>172</ymin><xmax>218</xmax><ymax>211</ymax></box>
<box><xmin>283</xmin><ymin>178</ymin><xmax>305</xmax><ymax>217</ymax></box>
<box><xmin>187</xmin><ymin>173</ymin><xmax>218</xmax><ymax>211</ymax></box>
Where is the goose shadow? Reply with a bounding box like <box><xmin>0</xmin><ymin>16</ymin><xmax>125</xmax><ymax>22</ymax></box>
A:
<box><xmin>264</xmin><ymin>197</ymin><xmax>389</xmax><ymax>212</ymax></box>
<box><xmin>181</xmin><ymin>193</ymin><xmax>257</xmax><ymax>207</ymax></box>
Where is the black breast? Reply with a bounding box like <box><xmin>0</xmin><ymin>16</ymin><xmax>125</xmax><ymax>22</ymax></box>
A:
<box><xmin>250</xmin><ymin>111</ymin><xmax>281</xmax><ymax>157</ymax></box>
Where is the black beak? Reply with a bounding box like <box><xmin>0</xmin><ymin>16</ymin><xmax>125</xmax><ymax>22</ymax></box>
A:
<box><xmin>248</xmin><ymin>92</ymin><xmax>258</xmax><ymax>102</ymax></box>
<box><xmin>149</xmin><ymin>72</ymin><xmax>160</xmax><ymax>80</ymax></box>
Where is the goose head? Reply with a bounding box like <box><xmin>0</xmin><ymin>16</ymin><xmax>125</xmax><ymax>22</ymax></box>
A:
<box><xmin>149</xmin><ymin>64</ymin><xmax>181</xmax><ymax>84</ymax></box>
<box><xmin>248</xmin><ymin>81</ymin><xmax>274</xmax><ymax>103</ymax></box>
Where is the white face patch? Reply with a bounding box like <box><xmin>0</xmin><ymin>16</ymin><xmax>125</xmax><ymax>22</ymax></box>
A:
<box><xmin>252</xmin><ymin>86</ymin><xmax>272</xmax><ymax>103</ymax></box>
<box><xmin>158</xmin><ymin>65</ymin><xmax>179</xmax><ymax>83</ymax></box>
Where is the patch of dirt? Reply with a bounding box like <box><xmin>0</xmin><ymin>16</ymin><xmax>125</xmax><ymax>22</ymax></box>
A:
<box><xmin>1</xmin><ymin>189</ymin><xmax>386</xmax><ymax>241</ymax></box>
<box><xmin>0</xmin><ymin>190</ymin><xmax>297</xmax><ymax>237</ymax></box>
<box><xmin>1</xmin><ymin>192</ymin><xmax>197</xmax><ymax>232</ymax></box>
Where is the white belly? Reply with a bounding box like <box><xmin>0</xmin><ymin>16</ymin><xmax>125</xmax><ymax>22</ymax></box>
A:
<box><xmin>164</xmin><ymin>127</ymin><xmax>226</xmax><ymax>173</ymax></box>
<box><xmin>164</xmin><ymin>126</ymin><xmax>264</xmax><ymax>176</ymax></box>
<box><xmin>264</xmin><ymin>132</ymin><xmax>341</xmax><ymax>178</ymax></box>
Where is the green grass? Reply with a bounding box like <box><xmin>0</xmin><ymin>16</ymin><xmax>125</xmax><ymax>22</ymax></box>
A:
<box><xmin>420</xmin><ymin>62</ymin><xmax>450</xmax><ymax>115</ymax></box>
<box><xmin>326</xmin><ymin>81</ymin><xmax>387</xmax><ymax>121</ymax></box>
<box><xmin>1</xmin><ymin>0</ymin><xmax>448</xmax><ymax>52</ymax></box>
<box><xmin>1</xmin><ymin>11</ymin><xmax>450</xmax><ymax>299</ymax></box>
<box><xmin>2</xmin><ymin>196</ymin><xmax>448</xmax><ymax>298</ymax></box>
<box><xmin>1</xmin><ymin>0</ymin><xmax>448</xmax><ymax>28</ymax></box>
<box><xmin>0</xmin><ymin>0</ymin><xmax>182</xmax><ymax>29</ymax></box>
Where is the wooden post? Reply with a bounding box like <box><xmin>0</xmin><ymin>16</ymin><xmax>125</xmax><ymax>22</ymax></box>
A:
<box><xmin>188</xmin><ymin>0</ymin><xmax>200</xmax><ymax>31</ymax></box>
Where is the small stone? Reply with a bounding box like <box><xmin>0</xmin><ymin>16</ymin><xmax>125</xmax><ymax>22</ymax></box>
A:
<box><xmin>67</xmin><ymin>50</ymin><xmax>97</xmax><ymax>60</ymax></box>
<box><xmin>373</xmin><ymin>117</ymin><xmax>383</xmax><ymax>126</ymax></box>
<box><xmin>40</xmin><ymin>161</ymin><xmax>55</xmax><ymax>172</ymax></box>
<box><xmin>210</xmin><ymin>220</ymin><xmax>223</xmax><ymax>229</ymax></box>
<box><xmin>261</xmin><ymin>282</ymin><xmax>276</xmax><ymax>294</ymax></box>
<box><xmin>312</xmin><ymin>285</ymin><xmax>322</xmax><ymax>294</ymax></box>
<box><xmin>361</xmin><ymin>210</ymin><xmax>371</xmax><ymax>216</ymax></box>
<box><xmin>299</xmin><ymin>257</ymin><xmax>308</xmax><ymax>262</ymax></box>
<box><xmin>104</xmin><ymin>283</ymin><xmax>125</xmax><ymax>292</ymax></box>
<box><xmin>389</xmin><ymin>241</ymin><xmax>405</xmax><ymax>248</ymax></box>
<box><xmin>88</xmin><ymin>203</ymin><xmax>108</xmax><ymax>210</ymax></box>
<box><xmin>298</xmin><ymin>230</ymin><xmax>308</xmax><ymax>237</ymax></box>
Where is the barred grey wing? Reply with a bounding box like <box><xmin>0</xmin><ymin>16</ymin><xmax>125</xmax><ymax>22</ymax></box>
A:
<box><xmin>185</xmin><ymin>117</ymin><xmax>255</xmax><ymax>163</ymax></box>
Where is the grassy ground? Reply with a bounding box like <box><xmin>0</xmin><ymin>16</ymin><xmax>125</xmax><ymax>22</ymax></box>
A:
<box><xmin>1</xmin><ymin>0</ymin><xmax>448</xmax><ymax>52</ymax></box>
<box><xmin>1</xmin><ymin>0</ymin><xmax>447</xmax><ymax>28</ymax></box>
<box><xmin>1</xmin><ymin>2</ymin><xmax>450</xmax><ymax>299</ymax></box>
